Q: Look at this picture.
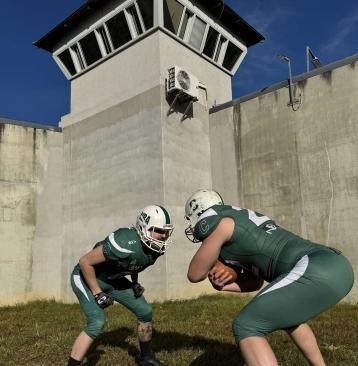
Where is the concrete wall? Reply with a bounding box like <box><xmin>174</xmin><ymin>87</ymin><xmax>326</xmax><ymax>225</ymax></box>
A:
<box><xmin>1</xmin><ymin>27</ymin><xmax>232</xmax><ymax>305</ymax></box>
<box><xmin>61</xmin><ymin>86</ymin><xmax>164</xmax><ymax>301</ymax></box>
<box><xmin>60</xmin><ymin>82</ymin><xmax>215</xmax><ymax>302</ymax></box>
<box><xmin>0</xmin><ymin>122</ymin><xmax>63</xmax><ymax>305</ymax></box>
<box><xmin>2</xmin><ymin>46</ymin><xmax>357</xmax><ymax>305</ymax></box>
<box><xmin>58</xmin><ymin>28</ymin><xmax>232</xmax><ymax>302</ymax></box>
<box><xmin>210</xmin><ymin>58</ymin><xmax>358</xmax><ymax>301</ymax></box>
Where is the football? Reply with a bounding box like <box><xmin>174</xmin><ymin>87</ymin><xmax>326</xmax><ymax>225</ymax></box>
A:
<box><xmin>211</xmin><ymin>259</ymin><xmax>238</xmax><ymax>283</ymax></box>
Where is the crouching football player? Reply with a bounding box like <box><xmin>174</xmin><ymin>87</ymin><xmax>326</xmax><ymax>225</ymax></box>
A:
<box><xmin>185</xmin><ymin>189</ymin><xmax>354</xmax><ymax>366</ymax></box>
<box><xmin>67</xmin><ymin>205</ymin><xmax>174</xmax><ymax>366</ymax></box>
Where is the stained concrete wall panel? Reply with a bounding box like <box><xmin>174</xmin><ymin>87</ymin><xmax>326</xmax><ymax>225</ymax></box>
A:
<box><xmin>31</xmin><ymin>132</ymin><xmax>63</xmax><ymax>300</ymax></box>
<box><xmin>0</xmin><ymin>123</ymin><xmax>62</xmax><ymax>304</ymax></box>
<box><xmin>61</xmin><ymin>87</ymin><xmax>165</xmax><ymax>301</ymax></box>
<box><xmin>209</xmin><ymin>106</ymin><xmax>241</xmax><ymax>204</ymax></box>
<box><xmin>232</xmin><ymin>60</ymin><xmax>358</xmax><ymax>301</ymax></box>
<box><xmin>160</xmin><ymin>90</ymin><xmax>213</xmax><ymax>299</ymax></box>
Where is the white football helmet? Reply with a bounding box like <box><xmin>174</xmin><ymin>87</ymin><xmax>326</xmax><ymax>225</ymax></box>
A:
<box><xmin>136</xmin><ymin>205</ymin><xmax>174</xmax><ymax>254</ymax></box>
<box><xmin>184</xmin><ymin>189</ymin><xmax>224</xmax><ymax>242</ymax></box>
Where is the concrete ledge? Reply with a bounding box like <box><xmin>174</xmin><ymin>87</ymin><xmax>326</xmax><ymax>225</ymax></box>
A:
<box><xmin>210</xmin><ymin>53</ymin><xmax>358</xmax><ymax>114</ymax></box>
<box><xmin>0</xmin><ymin>117</ymin><xmax>62</xmax><ymax>132</ymax></box>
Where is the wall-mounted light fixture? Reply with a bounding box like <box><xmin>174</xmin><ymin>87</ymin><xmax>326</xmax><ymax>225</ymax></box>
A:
<box><xmin>306</xmin><ymin>46</ymin><xmax>322</xmax><ymax>72</ymax></box>
<box><xmin>277</xmin><ymin>54</ymin><xmax>300</xmax><ymax>109</ymax></box>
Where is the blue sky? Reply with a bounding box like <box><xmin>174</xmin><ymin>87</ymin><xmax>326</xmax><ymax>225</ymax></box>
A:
<box><xmin>0</xmin><ymin>1</ymin><xmax>357</xmax><ymax>126</ymax></box>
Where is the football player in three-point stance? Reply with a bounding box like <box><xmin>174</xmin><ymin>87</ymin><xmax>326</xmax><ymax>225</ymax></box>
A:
<box><xmin>67</xmin><ymin>205</ymin><xmax>174</xmax><ymax>366</ymax></box>
<box><xmin>185</xmin><ymin>189</ymin><xmax>354</xmax><ymax>366</ymax></box>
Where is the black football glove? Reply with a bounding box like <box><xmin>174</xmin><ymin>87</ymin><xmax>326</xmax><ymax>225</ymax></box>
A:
<box><xmin>132</xmin><ymin>282</ymin><xmax>145</xmax><ymax>298</ymax></box>
<box><xmin>94</xmin><ymin>292</ymin><xmax>114</xmax><ymax>309</ymax></box>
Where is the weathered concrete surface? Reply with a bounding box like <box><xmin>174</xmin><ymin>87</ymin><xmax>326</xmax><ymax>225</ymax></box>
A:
<box><xmin>209</xmin><ymin>106</ymin><xmax>241</xmax><ymax>205</ymax></box>
<box><xmin>228</xmin><ymin>60</ymin><xmax>358</xmax><ymax>302</ymax></box>
<box><xmin>2</xmin><ymin>56</ymin><xmax>358</xmax><ymax>304</ymax></box>
<box><xmin>61</xmin><ymin>84</ymin><xmax>214</xmax><ymax>302</ymax></box>
<box><xmin>160</xmin><ymin>86</ymin><xmax>215</xmax><ymax>300</ymax></box>
<box><xmin>61</xmin><ymin>86</ymin><xmax>164</xmax><ymax>301</ymax></box>
<box><xmin>0</xmin><ymin>123</ymin><xmax>63</xmax><ymax>305</ymax></box>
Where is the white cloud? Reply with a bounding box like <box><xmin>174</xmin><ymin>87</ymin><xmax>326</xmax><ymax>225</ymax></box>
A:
<box><xmin>230</xmin><ymin>0</ymin><xmax>294</xmax><ymax>36</ymax></box>
<box><xmin>321</xmin><ymin>12</ymin><xmax>358</xmax><ymax>54</ymax></box>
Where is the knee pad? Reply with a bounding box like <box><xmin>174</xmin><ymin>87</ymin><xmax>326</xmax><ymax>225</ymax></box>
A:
<box><xmin>136</xmin><ymin>303</ymin><xmax>152</xmax><ymax>323</ymax></box>
<box><xmin>232</xmin><ymin>312</ymin><xmax>266</xmax><ymax>343</ymax></box>
<box><xmin>85</xmin><ymin>315</ymin><xmax>106</xmax><ymax>339</ymax></box>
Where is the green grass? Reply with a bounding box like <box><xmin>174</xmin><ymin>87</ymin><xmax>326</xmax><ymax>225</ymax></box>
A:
<box><xmin>1</xmin><ymin>294</ymin><xmax>357</xmax><ymax>365</ymax></box>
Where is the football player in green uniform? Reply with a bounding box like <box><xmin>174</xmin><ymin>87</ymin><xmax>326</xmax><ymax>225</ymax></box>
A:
<box><xmin>67</xmin><ymin>205</ymin><xmax>174</xmax><ymax>366</ymax></box>
<box><xmin>185</xmin><ymin>190</ymin><xmax>354</xmax><ymax>366</ymax></box>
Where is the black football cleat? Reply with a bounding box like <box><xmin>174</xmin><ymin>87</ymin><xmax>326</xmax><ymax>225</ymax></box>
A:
<box><xmin>137</xmin><ymin>355</ymin><xmax>166</xmax><ymax>366</ymax></box>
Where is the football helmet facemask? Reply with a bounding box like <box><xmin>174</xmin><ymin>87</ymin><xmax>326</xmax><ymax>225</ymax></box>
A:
<box><xmin>184</xmin><ymin>189</ymin><xmax>224</xmax><ymax>243</ymax></box>
<box><xmin>136</xmin><ymin>205</ymin><xmax>174</xmax><ymax>254</ymax></box>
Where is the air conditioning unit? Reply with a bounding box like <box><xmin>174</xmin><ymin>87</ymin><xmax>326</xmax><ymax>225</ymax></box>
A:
<box><xmin>167</xmin><ymin>66</ymin><xmax>199</xmax><ymax>99</ymax></box>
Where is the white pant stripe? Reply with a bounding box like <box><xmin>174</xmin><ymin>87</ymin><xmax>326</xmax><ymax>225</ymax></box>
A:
<box><xmin>259</xmin><ymin>255</ymin><xmax>309</xmax><ymax>297</ymax></box>
<box><xmin>73</xmin><ymin>274</ymin><xmax>90</xmax><ymax>301</ymax></box>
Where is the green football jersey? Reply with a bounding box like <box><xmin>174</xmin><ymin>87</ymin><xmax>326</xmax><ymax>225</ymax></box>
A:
<box><xmin>194</xmin><ymin>205</ymin><xmax>324</xmax><ymax>281</ymax></box>
<box><xmin>75</xmin><ymin>227</ymin><xmax>159</xmax><ymax>282</ymax></box>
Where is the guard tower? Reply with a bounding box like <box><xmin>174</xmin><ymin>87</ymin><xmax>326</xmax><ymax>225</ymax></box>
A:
<box><xmin>34</xmin><ymin>0</ymin><xmax>263</xmax><ymax>302</ymax></box>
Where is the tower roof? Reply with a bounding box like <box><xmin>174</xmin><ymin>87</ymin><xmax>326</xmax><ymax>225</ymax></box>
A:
<box><xmin>34</xmin><ymin>0</ymin><xmax>264</xmax><ymax>52</ymax></box>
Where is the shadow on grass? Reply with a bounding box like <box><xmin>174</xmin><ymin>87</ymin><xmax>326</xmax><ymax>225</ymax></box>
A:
<box><xmin>83</xmin><ymin>327</ymin><xmax>245</xmax><ymax>366</ymax></box>
<box><xmin>82</xmin><ymin>327</ymin><xmax>136</xmax><ymax>365</ymax></box>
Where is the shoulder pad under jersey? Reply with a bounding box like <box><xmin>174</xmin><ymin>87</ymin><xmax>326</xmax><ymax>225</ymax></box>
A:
<box><xmin>102</xmin><ymin>228</ymin><xmax>138</xmax><ymax>260</ymax></box>
<box><xmin>193</xmin><ymin>207</ymin><xmax>222</xmax><ymax>242</ymax></box>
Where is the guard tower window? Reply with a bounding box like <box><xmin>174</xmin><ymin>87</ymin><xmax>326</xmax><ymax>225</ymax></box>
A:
<box><xmin>214</xmin><ymin>35</ymin><xmax>227</xmax><ymax>63</ymax></box>
<box><xmin>127</xmin><ymin>4</ymin><xmax>144</xmax><ymax>36</ymax></box>
<box><xmin>106</xmin><ymin>11</ymin><xmax>132</xmax><ymax>50</ymax></box>
<box><xmin>223</xmin><ymin>41</ymin><xmax>242</xmax><ymax>71</ymax></box>
<box><xmin>79</xmin><ymin>31</ymin><xmax>102</xmax><ymax>66</ymax></box>
<box><xmin>97</xmin><ymin>26</ymin><xmax>112</xmax><ymax>55</ymax></box>
<box><xmin>163</xmin><ymin>0</ymin><xmax>184</xmax><ymax>34</ymax></box>
<box><xmin>188</xmin><ymin>16</ymin><xmax>206</xmax><ymax>50</ymax></box>
<box><xmin>202</xmin><ymin>27</ymin><xmax>219</xmax><ymax>58</ymax></box>
<box><xmin>178</xmin><ymin>9</ymin><xmax>193</xmax><ymax>39</ymax></box>
<box><xmin>58</xmin><ymin>49</ymin><xmax>77</xmax><ymax>76</ymax></box>
<box><xmin>71</xmin><ymin>44</ymin><xmax>85</xmax><ymax>70</ymax></box>
<box><xmin>137</xmin><ymin>0</ymin><xmax>154</xmax><ymax>30</ymax></box>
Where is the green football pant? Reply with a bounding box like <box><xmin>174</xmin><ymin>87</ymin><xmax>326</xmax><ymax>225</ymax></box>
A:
<box><xmin>232</xmin><ymin>248</ymin><xmax>354</xmax><ymax>342</ymax></box>
<box><xmin>71</xmin><ymin>271</ymin><xmax>152</xmax><ymax>339</ymax></box>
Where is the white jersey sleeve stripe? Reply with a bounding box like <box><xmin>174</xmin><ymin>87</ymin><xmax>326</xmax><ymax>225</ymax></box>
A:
<box><xmin>108</xmin><ymin>233</ymin><xmax>134</xmax><ymax>253</ymax></box>
<box><xmin>73</xmin><ymin>275</ymin><xmax>90</xmax><ymax>301</ymax></box>
<box><xmin>259</xmin><ymin>255</ymin><xmax>309</xmax><ymax>297</ymax></box>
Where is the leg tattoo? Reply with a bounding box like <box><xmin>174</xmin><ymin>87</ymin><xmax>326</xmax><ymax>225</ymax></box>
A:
<box><xmin>138</xmin><ymin>321</ymin><xmax>153</xmax><ymax>342</ymax></box>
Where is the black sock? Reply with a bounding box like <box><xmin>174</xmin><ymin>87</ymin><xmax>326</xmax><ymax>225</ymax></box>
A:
<box><xmin>67</xmin><ymin>356</ymin><xmax>81</xmax><ymax>366</ymax></box>
<box><xmin>139</xmin><ymin>340</ymin><xmax>153</xmax><ymax>358</ymax></box>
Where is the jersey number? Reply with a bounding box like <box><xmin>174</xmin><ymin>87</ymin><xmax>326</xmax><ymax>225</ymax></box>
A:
<box><xmin>232</xmin><ymin>206</ymin><xmax>271</xmax><ymax>226</ymax></box>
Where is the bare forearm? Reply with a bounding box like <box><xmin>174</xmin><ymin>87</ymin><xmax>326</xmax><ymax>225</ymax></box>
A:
<box><xmin>211</xmin><ymin>277</ymin><xmax>263</xmax><ymax>293</ymax></box>
<box><xmin>79</xmin><ymin>261</ymin><xmax>101</xmax><ymax>294</ymax></box>
<box><xmin>221</xmin><ymin>282</ymin><xmax>242</xmax><ymax>292</ymax></box>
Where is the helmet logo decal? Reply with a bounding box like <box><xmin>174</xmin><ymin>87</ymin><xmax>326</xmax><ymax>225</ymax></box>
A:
<box><xmin>199</xmin><ymin>220</ymin><xmax>209</xmax><ymax>234</ymax></box>
<box><xmin>140</xmin><ymin>212</ymin><xmax>151</xmax><ymax>225</ymax></box>
<box><xmin>189</xmin><ymin>199</ymin><xmax>199</xmax><ymax>212</ymax></box>
<box><xmin>136</xmin><ymin>205</ymin><xmax>173</xmax><ymax>253</ymax></box>
<box><xmin>184</xmin><ymin>190</ymin><xmax>224</xmax><ymax>243</ymax></box>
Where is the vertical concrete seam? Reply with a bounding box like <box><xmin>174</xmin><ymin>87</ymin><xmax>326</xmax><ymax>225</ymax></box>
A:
<box><xmin>233</xmin><ymin>104</ymin><xmax>244</xmax><ymax>206</ymax></box>
<box><xmin>160</xmin><ymin>85</ymin><xmax>169</xmax><ymax>300</ymax></box>
<box><xmin>324</xmin><ymin>141</ymin><xmax>334</xmax><ymax>244</ymax></box>
<box><xmin>294</xmin><ymin>134</ymin><xmax>304</xmax><ymax>222</ymax></box>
